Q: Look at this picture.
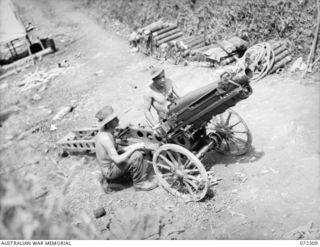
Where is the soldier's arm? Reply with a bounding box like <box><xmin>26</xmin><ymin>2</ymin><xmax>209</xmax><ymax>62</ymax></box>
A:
<box><xmin>168</xmin><ymin>78</ymin><xmax>180</xmax><ymax>98</ymax></box>
<box><xmin>101</xmin><ymin>134</ymin><xmax>144</xmax><ymax>165</ymax></box>
<box><xmin>172</xmin><ymin>87</ymin><xmax>180</xmax><ymax>98</ymax></box>
<box><xmin>144</xmin><ymin>90</ymin><xmax>157</xmax><ymax>127</ymax></box>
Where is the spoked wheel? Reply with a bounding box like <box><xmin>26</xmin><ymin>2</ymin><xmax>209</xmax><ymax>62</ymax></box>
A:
<box><xmin>207</xmin><ymin>109</ymin><xmax>252</xmax><ymax>156</ymax></box>
<box><xmin>152</xmin><ymin>144</ymin><xmax>209</xmax><ymax>202</ymax></box>
<box><xmin>241</xmin><ymin>42</ymin><xmax>274</xmax><ymax>82</ymax></box>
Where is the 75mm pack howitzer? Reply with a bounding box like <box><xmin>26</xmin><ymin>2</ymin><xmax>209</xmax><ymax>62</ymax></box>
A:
<box><xmin>57</xmin><ymin>69</ymin><xmax>253</xmax><ymax>202</ymax></box>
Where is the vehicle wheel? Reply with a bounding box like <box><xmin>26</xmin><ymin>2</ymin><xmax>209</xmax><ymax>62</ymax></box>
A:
<box><xmin>152</xmin><ymin>144</ymin><xmax>209</xmax><ymax>202</ymax></box>
<box><xmin>207</xmin><ymin>109</ymin><xmax>252</xmax><ymax>156</ymax></box>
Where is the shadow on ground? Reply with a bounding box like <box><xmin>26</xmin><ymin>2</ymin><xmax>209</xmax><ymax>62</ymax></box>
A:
<box><xmin>203</xmin><ymin>147</ymin><xmax>265</xmax><ymax>170</ymax></box>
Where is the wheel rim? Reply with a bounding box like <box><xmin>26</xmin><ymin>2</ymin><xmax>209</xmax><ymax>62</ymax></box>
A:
<box><xmin>152</xmin><ymin>144</ymin><xmax>209</xmax><ymax>202</ymax></box>
<box><xmin>207</xmin><ymin>109</ymin><xmax>252</xmax><ymax>156</ymax></box>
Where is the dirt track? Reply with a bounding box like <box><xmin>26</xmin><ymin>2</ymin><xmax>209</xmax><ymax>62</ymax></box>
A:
<box><xmin>0</xmin><ymin>0</ymin><xmax>319</xmax><ymax>240</ymax></box>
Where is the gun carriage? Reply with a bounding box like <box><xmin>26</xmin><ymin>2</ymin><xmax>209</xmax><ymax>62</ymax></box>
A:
<box><xmin>57</xmin><ymin>69</ymin><xmax>253</xmax><ymax>202</ymax></box>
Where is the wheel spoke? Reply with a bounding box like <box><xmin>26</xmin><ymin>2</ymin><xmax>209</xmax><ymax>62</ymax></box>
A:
<box><xmin>230</xmin><ymin>136</ymin><xmax>247</xmax><ymax>145</ymax></box>
<box><xmin>162</xmin><ymin>173</ymin><xmax>173</xmax><ymax>178</ymax></box>
<box><xmin>229</xmin><ymin>120</ymin><xmax>241</xmax><ymax>129</ymax></box>
<box><xmin>184</xmin><ymin>160</ymin><xmax>195</xmax><ymax>169</ymax></box>
<box><xmin>185</xmin><ymin>168</ymin><xmax>200</xmax><ymax>174</ymax></box>
<box><xmin>175</xmin><ymin>152</ymin><xmax>182</xmax><ymax>165</ymax></box>
<box><xmin>230</xmin><ymin>130</ymin><xmax>248</xmax><ymax>134</ymax></box>
<box><xmin>225</xmin><ymin>111</ymin><xmax>232</xmax><ymax>126</ymax></box>
<box><xmin>156</xmin><ymin>162</ymin><xmax>171</xmax><ymax>171</ymax></box>
<box><xmin>182</xmin><ymin>181</ymin><xmax>196</xmax><ymax>199</ymax></box>
<box><xmin>167</xmin><ymin>151</ymin><xmax>178</xmax><ymax>166</ymax></box>
<box><xmin>159</xmin><ymin>154</ymin><xmax>176</xmax><ymax>169</ymax></box>
<box><xmin>186</xmin><ymin>174</ymin><xmax>201</xmax><ymax>183</ymax></box>
<box><xmin>219</xmin><ymin>114</ymin><xmax>224</xmax><ymax>124</ymax></box>
<box><xmin>227</xmin><ymin>139</ymin><xmax>232</xmax><ymax>151</ymax></box>
<box><xmin>184</xmin><ymin>178</ymin><xmax>199</xmax><ymax>191</ymax></box>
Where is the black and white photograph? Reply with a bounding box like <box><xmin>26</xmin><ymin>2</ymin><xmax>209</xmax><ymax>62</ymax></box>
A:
<box><xmin>0</xmin><ymin>0</ymin><xmax>319</xmax><ymax>243</ymax></box>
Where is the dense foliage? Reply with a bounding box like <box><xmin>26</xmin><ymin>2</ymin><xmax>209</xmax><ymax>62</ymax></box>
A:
<box><xmin>83</xmin><ymin>0</ymin><xmax>319</xmax><ymax>57</ymax></box>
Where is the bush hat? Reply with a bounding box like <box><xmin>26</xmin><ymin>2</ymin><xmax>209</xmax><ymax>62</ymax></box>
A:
<box><xmin>150</xmin><ymin>67</ymin><xmax>164</xmax><ymax>80</ymax></box>
<box><xmin>95</xmin><ymin>105</ymin><xmax>119</xmax><ymax>128</ymax></box>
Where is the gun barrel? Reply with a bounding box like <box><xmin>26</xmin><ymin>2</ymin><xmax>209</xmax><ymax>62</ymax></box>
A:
<box><xmin>166</xmin><ymin>69</ymin><xmax>253</xmax><ymax>132</ymax></box>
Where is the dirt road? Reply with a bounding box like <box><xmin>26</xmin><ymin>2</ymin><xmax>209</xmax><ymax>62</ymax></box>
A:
<box><xmin>0</xmin><ymin>0</ymin><xmax>319</xmax><ymax>240</ymax></box>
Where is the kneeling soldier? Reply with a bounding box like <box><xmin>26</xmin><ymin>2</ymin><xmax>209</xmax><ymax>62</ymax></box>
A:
<box><xmin>95</xmin><ymin>105</ymin><xmax>158</xmax><ymax>192</ymax></box>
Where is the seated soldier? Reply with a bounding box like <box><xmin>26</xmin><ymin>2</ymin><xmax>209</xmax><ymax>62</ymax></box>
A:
<box><xmin>144</xmin><ymin>67</ymin><xmax>179</xmax><ymax>128</ymax></box>
<box><xmin>95</xmin><ymin>105</ymin><xmax>158</xmax><ymax>192</ymax></box>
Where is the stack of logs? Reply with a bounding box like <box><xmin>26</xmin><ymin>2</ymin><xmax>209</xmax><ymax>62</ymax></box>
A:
<box><xmin>135</xmin><ymin>20</ymin><xmax>183</xmax><ymax>57</ymax></box>
<box><xmin>269</xmin><ymin>40</ymin><xmax>292</xmax><ymax>74</ymax></box>
<box><xmin>132</xmin><ymin>20</ymin><xmax>248</xmax><ymax>66</ymax></box>
<box><xmin>171</xmin><ymin>36</ymin><xmax>209</xmax><ymax>63</ymax></box>
<box><xmin>132</xmin><ymin>21</ymin><xmax>292</xmax><ymax>74</ymax></box>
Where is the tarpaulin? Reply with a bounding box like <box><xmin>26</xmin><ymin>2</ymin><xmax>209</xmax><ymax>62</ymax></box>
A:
<box><xmin>0</xmin><ymin>0</ymin><xmax>26</xmax><ymax>44</ymax></box>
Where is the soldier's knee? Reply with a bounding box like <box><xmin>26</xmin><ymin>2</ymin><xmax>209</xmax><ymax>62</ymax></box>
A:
<box><xmin>130</xmin><ymin>151</ymin><xmax>143</xmax><ymax>160</ymax></box>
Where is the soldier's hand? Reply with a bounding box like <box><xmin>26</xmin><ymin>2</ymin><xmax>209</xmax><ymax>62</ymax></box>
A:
<box><xmin>152</xmin><ymin>124</ymin><xmax>161</xmax><ymax>136</ymax></box>
<box><xmin>131</xmin><ymin>143</ymin><xmax>145</xmax><ymax>150</ymax></box>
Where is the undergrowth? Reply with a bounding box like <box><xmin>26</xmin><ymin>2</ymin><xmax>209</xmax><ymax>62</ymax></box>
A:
<box><xmin>82</xmin><ymin>0</ymin><xmax>319</xmax><ymax>58</ymax></box>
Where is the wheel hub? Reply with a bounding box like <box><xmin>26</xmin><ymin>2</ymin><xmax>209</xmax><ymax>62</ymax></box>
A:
<box><xmin>175</xmin><ymin>169</ymin><xmax>184</xmax><ymax>178</ymax></box>
<box><xmin>216</xmin><ymin>125</ymin><xmax>232</xmax><ymax>138</ymax></box>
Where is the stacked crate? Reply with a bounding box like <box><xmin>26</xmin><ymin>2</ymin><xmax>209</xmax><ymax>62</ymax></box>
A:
<box><xmin>203</xmin><ymin>37</ymin><xmax>249</xmax><ymax>66</ymax></box>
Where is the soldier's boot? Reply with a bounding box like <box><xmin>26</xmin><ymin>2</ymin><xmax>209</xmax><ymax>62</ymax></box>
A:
<box><xmin>129</xmin><ymin>151</ymin><xmax>158</xmax><ymax>191</ymax></box>
<box><xmin>133</xmin><ymin>177</ymin><xmax>158</xmax><ymax>191</ymax></box>
<box><xmin>98</xmin><ymin>173</ymin><xmax>128</xmax><ymax>193</ymax></box>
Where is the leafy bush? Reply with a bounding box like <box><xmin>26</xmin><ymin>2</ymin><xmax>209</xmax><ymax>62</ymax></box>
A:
<box><xmin>83</xmin><ymin>0</ymin><xmax>318</xmax><ymax>57</ymax></box>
